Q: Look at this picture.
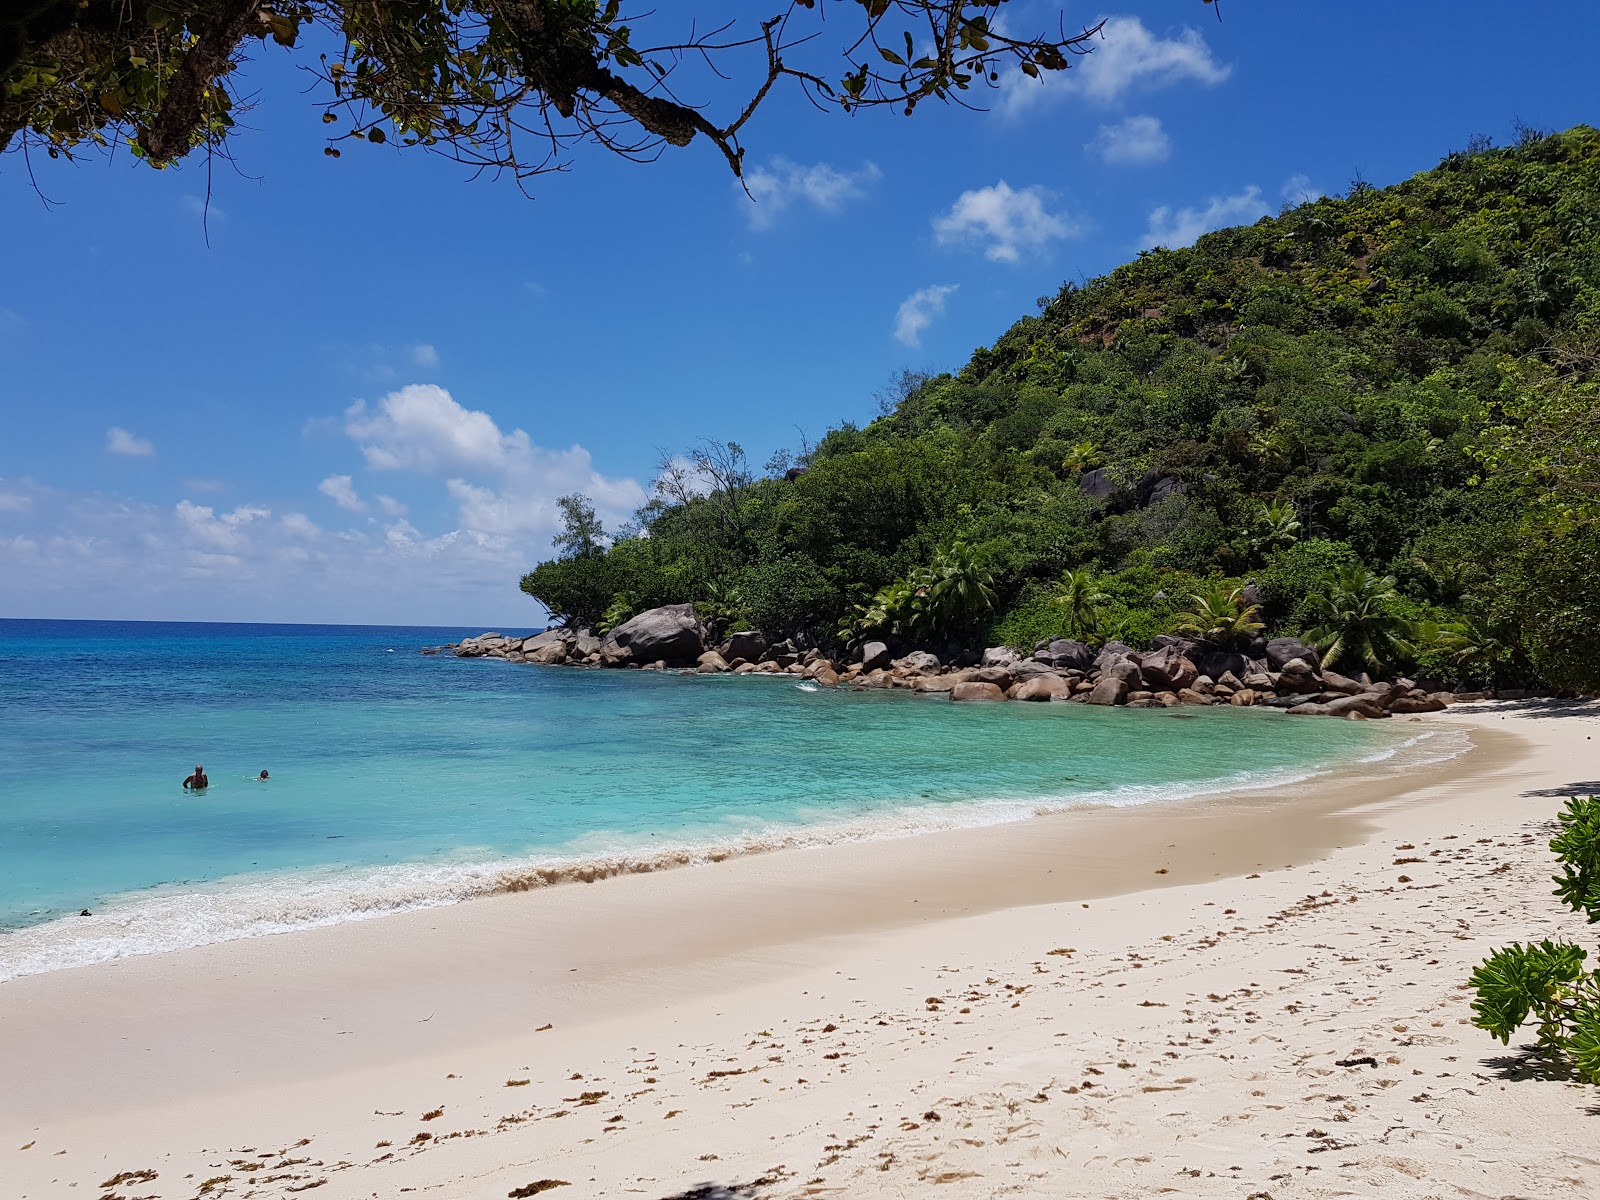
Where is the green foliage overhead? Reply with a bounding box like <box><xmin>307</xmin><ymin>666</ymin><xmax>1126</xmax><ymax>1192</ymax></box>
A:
<box><xmin>1470</xmin><ymin>796</ymin><xmax>1600</xmax><ymax>1084</ymax></box>
<box><xmin>520</xmin><ymin>126</ymin><xmax>1600</xmax><ymax>691</ymax></box>
<box><xmin>1</xmin><ymin>1</ymin><xmax>1141</xmax><ymax>176</ymax></box>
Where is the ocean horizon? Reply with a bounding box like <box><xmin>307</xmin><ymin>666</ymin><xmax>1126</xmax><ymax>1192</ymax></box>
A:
<box><xmin>0</xmin><ymin>617</ymin><xmax>1461</xmax><ymax>982</ymax></box>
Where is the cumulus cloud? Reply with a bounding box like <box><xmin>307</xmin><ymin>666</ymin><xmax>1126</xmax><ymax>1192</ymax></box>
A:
<box><xmin>1087</xmin><ymin>114</ymin><xmax>1171</xmax><ymax>165</ymax></box>
<box><xmin>280</xmin><ymin>512</ymin><xmax>321</xmax><ymax>538</ymax></box>
<box><xmin>933</xmin><ymin>181</ymin><xmax>1076</xmax><ymax>263</ymax></box>
<box><xmin>1001</xmin><ymin>16</ymin><xmax>1228</xmax><ymax>116</ymax></box>
<box><xmin>412</xmin><ymin>343</ymin><xmax>440</xmax><ymax>368</ymax></box>
<box><xmin>0</xmin><ymin>389</ymin><xmax>648</xmax><ymax>625</ymax></box>
<box><xmin>318</xmin><ymin>473</ymin><xmax>367</xmax><ymax>512</ymax></box>
<box><xmin>345</xmin><ymin>383</ymin><xmax>645</xmax><ymax>545</ymax></box>
<box><xmin>106</xmin><ymin>427</ymin><xmax>155</xmax><ymax>457</ymax></box>
<box><xmin>1141</xmin><ymin>186</ymin><xmax>1269</xmax><ymax>250</ymax></box>
<box><xmin>345</xmin><ymin>384</ymin><xmax>529</xmax><ymax>474</ymax></box>
<box><xmin>894</xmin><ymin>284</ymin><xmax>959</xmax><ymax>348</ymax></box>
<box><xmin>175</xmin><ymin>500</ymin><xmax>271</xmax><ymax>552</ymax></box>
<box><xmin>742</xmin><ymin>159</ymin><xmax>881</xmax><ymax>230</ymax></box>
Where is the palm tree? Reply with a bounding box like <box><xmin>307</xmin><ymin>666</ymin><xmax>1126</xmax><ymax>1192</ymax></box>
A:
<box><xmin>1424</xmin><ymin>617</ymin><xmax>1524</xmax><ymax>682</ymax></box>
<box><xmin>1053</xmin><ymin>568</ymin><xmax>1109</xmax><ymax>641</ymax></box>
<box><xmin>923</xmin><ymin>541</ymin><xmax>997</xmax><ymax>636</ymax></box>
<box><xmin>1175</xmin><ymin>586</ymin><xmax>1265</xmax><ymax>649</ymax></box>
<box><xmin>1254</xmin><ymin>499</ymin><xmax>1302</xmax><ymax>551</ymax></box>
<box><xmin>1303</xmin><ymin>565</ymin><xmax>1414</xmax><ymax>673</ymax></box>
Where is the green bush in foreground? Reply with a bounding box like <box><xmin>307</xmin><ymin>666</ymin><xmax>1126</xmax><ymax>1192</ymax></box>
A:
<box><xmin>1470</xmin><ymin>795</ymin><xmax>1600</xmax><ymax>1082</ymax></box>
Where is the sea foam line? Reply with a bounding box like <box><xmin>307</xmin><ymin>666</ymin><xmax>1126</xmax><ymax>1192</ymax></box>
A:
<box><xmin>0</xmin><ymin>725</ymin><xmax>1470</xmax><ymax>983</ymax></box>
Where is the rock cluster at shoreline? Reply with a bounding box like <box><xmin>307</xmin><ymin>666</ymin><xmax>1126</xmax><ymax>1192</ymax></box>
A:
<box><xmin>430</xmin><ymin>605</ymin><xmax>1514</xmax><ymax>719</ymax></box>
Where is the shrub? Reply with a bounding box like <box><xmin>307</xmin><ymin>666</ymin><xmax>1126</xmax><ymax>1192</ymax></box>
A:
<box><xmin>1470</xmin><ymin>796</ymin><xmax>1600</xmax><ymax>1082</ymax></box>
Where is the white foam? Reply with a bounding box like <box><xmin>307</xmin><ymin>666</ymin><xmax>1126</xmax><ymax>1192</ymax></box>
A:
<box><xmin>0</xmin><ymin>724</ymin><xmax>1471</xmax><ymax>984</ymax></box>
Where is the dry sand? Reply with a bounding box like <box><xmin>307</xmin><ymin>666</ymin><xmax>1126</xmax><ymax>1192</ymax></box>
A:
<box><xmin>4</xmin><ymin>701</ymin><xmax>1600</xmax><ymax>1199</ymax></box>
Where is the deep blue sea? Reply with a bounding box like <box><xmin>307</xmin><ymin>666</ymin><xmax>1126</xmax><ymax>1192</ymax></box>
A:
<box><xmin>0</xmin><ymin>619</ymin><xmax>1458</xmax><ymax>980</ymax></box>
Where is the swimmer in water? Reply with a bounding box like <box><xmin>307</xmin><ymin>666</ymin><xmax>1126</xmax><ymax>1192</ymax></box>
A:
<box><xmin>256</xmin><ymin>770</ymin><xmax>270</xmax><ymax>781</ymax></box>
<box><xmin>182</xmin><ymin>764</ymin><xmax>209</xmax><ymax>791</ymax></box>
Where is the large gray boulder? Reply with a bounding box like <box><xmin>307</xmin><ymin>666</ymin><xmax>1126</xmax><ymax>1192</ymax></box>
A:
<box><xmin>602</xmin><ymin>604</ymin><xmax>707</xmax><ymax>664</ymax></box>
<box><xmin>895</xmin><ymin>650</ymin><xmax>943</xmax><ymax>674</ymax></box>
<box><xmin>720</xmin><ymin>630</ymin><xmax>769</xmax><ymax>663</ymax></box>
<box><xmin>1389</xmin><ymin>695</ymin><xmax>1447</xmax><ymax>714</ymax></box>
<box><xmin>1266</xmin><ymin>637</ymin><xmax>1319</xmax><ymax>672</ymax></box>
<box><xmin>1008</xmin><ymin>659</ymin><xmax>1059</xmax><ymax>682</ymax></box>
<box><xmin>1138</xmin><ymin>645</ymin><xmax>1197</xmax><ymax>692</ymax></box>
<box><xmin>1032</xmin><ymin>638</ymin><xmax>1094</xmax><ymax>672</ymax></box>
<box><xmin>1326</xmin><ymin>694</ymin><xmax>1390</xmax><ymax>718</ymax></box>
<box><xmin>968</xmin><ymin>666</ymin><xmax>1015</xmax><ymax>688</ymax></box>
<box><xmin>1198</xmin><ymin>650</ymin><xmax>1250</xmax><ymax>681</ymax></box>
<box><xmin>1094</xmin><ymin>641</ymin><xmax>1139</xmax><ymax>670</ymax></box>
<box><xmin>1013</xmin><ymin>675</ymin><xmax>1072</xmax><ymax>701</ymax></box>
<box><xmin>858</xmin><ymin>640</ymin><xmax>893</xmax><ymax>671</ymax></box>
<box><xmin>951</xmin><ymin>681</ymin><xmax>1006</xmax><ymax>702</ymax></box>
<box><xmin>1085</xmin><ymin>676</ymin><xmax>1130</xmax><ymax>706</ymax></box>
<box><xmin>1276</xmin><ymin>657</ymin><xmax>1323</xmax><ymax>694</ymax></box>
<box><xmin>1149</xmin><ymin>633</ymin><xmax>1203</xmax><ymax>659</ymax></box>
<box><xmin>1320</xmin><ymin>670</ymin><xmax>1366</xmax><ymax>696</ymax></box>
<box><xmin>981</xmin><ymin>646</ymin><xmax>1023</xmax><ymax>668</ymax></box>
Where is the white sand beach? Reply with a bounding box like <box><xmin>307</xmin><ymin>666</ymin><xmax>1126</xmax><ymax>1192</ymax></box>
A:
<box><xmin>5</xmin><ymin>701</ymin><xmax>1600</xmax><ymax>1200</ymax></box>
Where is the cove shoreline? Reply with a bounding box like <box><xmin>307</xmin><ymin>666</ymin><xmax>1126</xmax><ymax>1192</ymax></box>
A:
<box><xmin>6</xmin><ymin>702</ymin><xmax>1598</xmax><ymax>1200</ymax></box>
<box><xmin>5</xmin><ymin>710</ymin><xmax>1495</xmax><ymax>1115</ymax></box>
<box><xmin>0</xmin><ymin>694</ymin><xmax>1446</xmax><ymax>985</ymax></box>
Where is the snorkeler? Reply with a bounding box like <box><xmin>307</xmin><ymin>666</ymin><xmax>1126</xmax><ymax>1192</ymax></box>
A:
<box><xmin>182</xmin><ymin>764</ymin><xmax>209</xmax><ymax>791</ymax></box>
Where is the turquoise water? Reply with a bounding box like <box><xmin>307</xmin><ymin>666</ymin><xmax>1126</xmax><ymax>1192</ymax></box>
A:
<box><xmin>0</xmin><ymin>619</ymin><xmax>1449</xmax><ymax>980</ymax></box>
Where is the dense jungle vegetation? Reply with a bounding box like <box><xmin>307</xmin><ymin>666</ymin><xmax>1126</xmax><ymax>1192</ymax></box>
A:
<box><xmin>522</xmin><ymin>125</ymin><xmax>1600</xmax><ymax>691</ymax></box>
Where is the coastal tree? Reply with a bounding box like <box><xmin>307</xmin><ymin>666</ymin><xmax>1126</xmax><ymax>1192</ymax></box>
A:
<box><xmin>552</xmin><ymin>493</ymin><xmax>607</xmax><ymax>558</ymax></box>
<box><xmin>1302</xmin><ymin>565</ymin><xmax>1414</xmax><ymax>675</ymax></box>
<box><xmin>1174</xmin><ymin>586</ymin><xmax>1263</xmax><ymax>650</ymax></box>
<box><xmin>0</xmin><ymin>1</ymin><xmax>1187</xmax><ymax>183</ymax></box>
<box><xmin>1052</xmin><ymin>567</ymin><xmax>1107</xmax><ymax>642</ymax></box>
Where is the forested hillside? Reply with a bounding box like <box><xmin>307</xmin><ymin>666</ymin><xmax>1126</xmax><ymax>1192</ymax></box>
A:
<box><xmin>523</xmin><ymin>125</ymin><xmax>1600</xmax><ymax>691</ymax></box>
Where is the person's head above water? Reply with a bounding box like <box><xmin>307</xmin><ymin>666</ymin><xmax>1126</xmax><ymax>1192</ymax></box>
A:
<box><xmin>258</xmin><ymin>770</ymin><xmax>269</xmax><ymax>780</ymax></box>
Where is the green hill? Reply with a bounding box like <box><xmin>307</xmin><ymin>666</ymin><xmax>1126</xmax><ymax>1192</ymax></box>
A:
<box><xmin>523</xmin><ymin>125</ymin><xmax>1600</xmax><ymax>691</ymax></box>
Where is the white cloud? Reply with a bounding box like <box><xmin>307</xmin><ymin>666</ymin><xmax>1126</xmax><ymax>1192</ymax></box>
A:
<box><xmin>344</xmin><ymin>383</ymin><xmax>645</xmax><ymax>545</ymax></box>
<box><xmin>318</xmin><ymin>473</ymin><xmax>368</xmax><ymax>512</ymax></box>
<box><xmin>1281</xmin><ymin>173</ymin><xmax>1324</xmax><ymax>204</ymax></box>
<box><xmin>175</xmin><ymin>500</ymin><xmax>271</xmax><ymax>552</ymax></box>
<box><xmin>106</xmin><ymin>427</ymin><xmax>155</xmax><ymax>457</ymax></box>
<box><xmin>411</xmin><ymin>343</ymin><xmax>440</xmax><ymax>368</ymax></box>
<box><xmin>1087</xmin><ymin>114</ymin><xmax>1171</xmax><ymax>166</ymax></box>
<box><xmin>894</xmin><ymin>284</ymin><xmax>959</xmax><ymax>348</ymax></box>
<box><xmin>933</xmin><ymin>181</ymin><xmax>1076</xmax><ymax>263</ymax></box>
<box><xmin>742</xmin><ymin>159</ymin><xmax>881</xmax><ymax>230</ymax></box>
<box><xmin>346</xmin><ymin>384</ymin><xmax>528</xmax><ymax>474</ymax></box>
<box><xmin>0</xmin><ymin>390</ymin><xmax>649</xmax><ymax>626</ymax></box>
<box><xmin>1141</xmin><ymin>186</ymin><xmax>1269</xmax><ymax>249</ymax></box>
<box><xmin>280</xmin><ymin>512</ymin><xmax>321</xmax><ymax>538</ymax></box>
<box><xmin>1001</xmin><ymin>16</ymin><xmax>1229</xmax><ymax>116</ymax></box>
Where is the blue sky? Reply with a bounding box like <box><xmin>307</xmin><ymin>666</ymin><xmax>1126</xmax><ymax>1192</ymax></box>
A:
<box><xmin>2</xmin><ymin>1</ymin><xmax>1598</xmax><ymax>626</ymax></box>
